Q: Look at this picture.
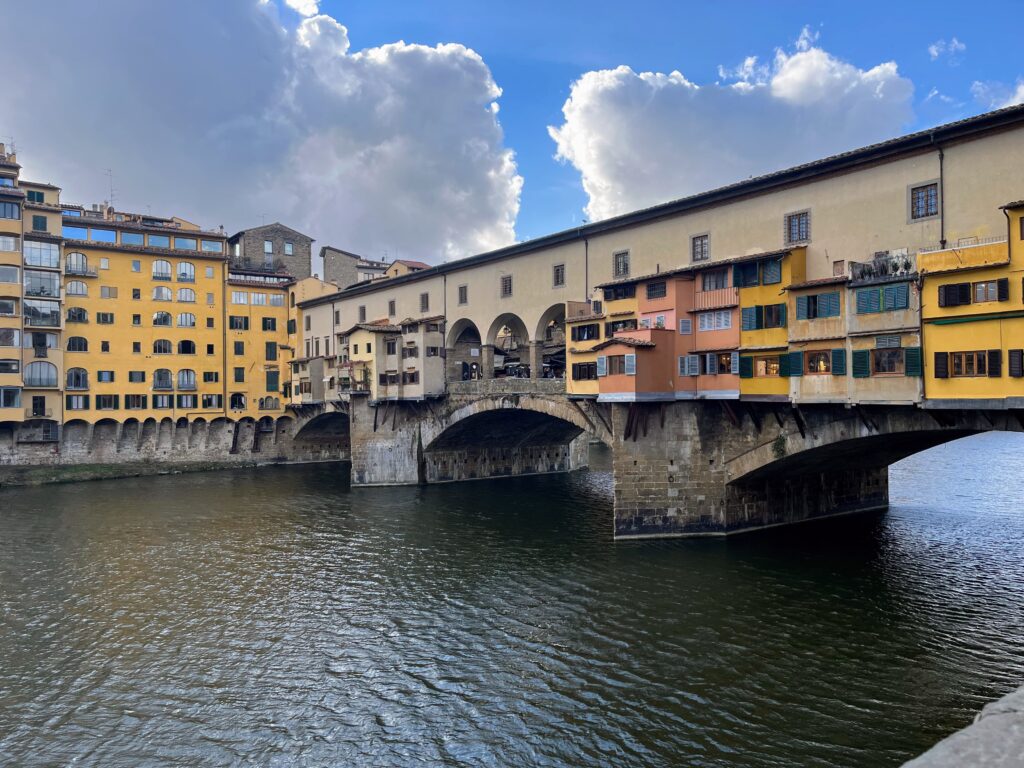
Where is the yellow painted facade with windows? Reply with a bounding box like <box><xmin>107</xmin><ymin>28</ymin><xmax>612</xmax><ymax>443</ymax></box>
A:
<box><xmin>738</xmin><ymin>247</ymin><xmax>806</xmax><ymax>399</ymax></box>
<box><xmin>920</xmin><ymin>206</ymin><xmax>1024</xmax><ymax>405</ymax></box>
<box><xmin>225</xmin><ymin>277</ymin><xmax>290</xmax><ymax>419</ymax></box>
<box><xmin>566</xmin><ymin>290</ymin><xmax>638</xmax><ymax>397</ymax></box>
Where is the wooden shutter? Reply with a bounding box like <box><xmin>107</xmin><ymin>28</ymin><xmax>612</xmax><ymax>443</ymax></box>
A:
<box><xmin>762</xmin><ymin>259</ymin><xmax>782</xmax><ymax>284</ymax></box>
<box><xmin>987</xmin><ymin>349</ymin><xmax>1002</xmax><ymax>378</ymax></box>
<box><xmin>739</xmin><ymin>356</ymin><xmax>754</xmax><ymax>379</ymax></box>
<box><xmin>730</xmin><ymin>351</ymin><xmax>740</xmax><ymax>375</ymax></box>
<box><xmin>677</xmin><ymin>356</ymin><xmax>686</xmax><ymax>376</ymax></box>
<box><xmin>777</xmin><ymin>303</ymin><xmax>787</xmax><ymax>327</ymax></box>
<box><xmin>998</xmin><ymin>278</ymin><xmax>1010</xmax><ymax>302</ymax></box>
<box><xmin>678</xmin><ymin>318</ymin><xmax>692</xmax><ymax>335</ymax></box>
<box><xmin>570</xmin><ymin>326</ymin><xmax>578</xmax><ymax>342</ymax></box>
<box><xmin>937</xmin><ymin>284</ymin><xmax>949</xmax><ymax>308</ymax></box>
<box><xmin>788</xmin><ymin>351</ymin><xmax>804</xmax><ymax>377</ymax></box>
<box><xmin>741</xmin><ymin>307</ymin><xmax>756</xmax><ymax>331</ymax></box>
<box><xmin>957</xmin><ymin>283</ymin><xmax>972</xmax><ymax>305</ymax></box>
<box><xmin>831</xmin><ymin>348</ymin><xmax>846</xmax><ymax>376</ymax></box>
<box><xmin>1009</xmin><ymin>349</ymin><xmax>1024</xmax><ymax>378</ymax></box>
<box><xmin>852</xmin><ymin>349</ymin><xmax>871</xmax><ymax>378</ymax></box>
<box><xmin>904</xmin><ymin>346</ymin><xmax>922</xmax><ymax>377</ymax></box>
<box><xmin>705</xmin><ymin>353</ymin><xmax>717</xmax><ymax>375</ymax></box>
<box><xmin>778</xmin><ymin>353</ymin><xmax>791</xmax><ymax>378</ymax></box>
<box><xmin>686</xmin><ymin>354</ymin><xmax>700</xmax><ymax>377</ymax></box>
<box><xmin>754</xmin><ymin>305</ymin><xmax>765</xmax><ymax>330</ymax></box>
<box><xmin>933</xmin><ymin>351</ymin><xmax>949</xmax><ymax>379</ymax></box>
<box><xmin>856</xmin><ymin>289</ymin><xmax>872</xmax><ymax>314</ymax></box>
<box><xmin>596</xmin><ymin>355</ymin><xmax>607</xmax><ymax>376</ymax></box>
<box><xmin>625</xmin><ymin>354</ymin><xmax>637</xmax><ymax>376</ymax></box>
<box><xmin>822</xmin><ymin>292</ymin><xmax>840</xmax><ymax>317</ymax></box>
<box><xmin>795</xmin><ymin>295</ymin><xmax>809</xmax><ymax>320</ymax></box>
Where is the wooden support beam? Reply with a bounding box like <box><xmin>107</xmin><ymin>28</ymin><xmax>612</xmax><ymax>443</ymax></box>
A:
<box><xmin>772</xmin><ymin>407</ymin><xmax>785</xmax><ymax>429</ymax></box>
<box><xmin>791</xmin><ymin>406</ymin><xmax>806</xmax><ymax>439</ymax></box>
<box><xmin>719</xmin><ymin>400</ymin><xmax>740</xmax><ymax>429</ymax></box>
<box><xmin>743</xmin><ymin>402</ymin><xmax>762</xmax><ymax>434</ymax></box>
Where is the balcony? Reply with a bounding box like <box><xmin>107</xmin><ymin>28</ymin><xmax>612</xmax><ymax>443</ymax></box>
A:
<box><xmin>694</xmin><ymin>286</ymin><xmax>739</xmax><ymax>311</ymax></box>
<box><xmin>64</xmin><ymin>264</ymin><xmax>98</xmax><ymax>278</ymax></box>
<box><xmin>24</xmin><ymin>285</ymin><xmax>61</xmax><ymax>299</ymax></box>
<box><xmin>24</xmin><ymin>314</ymin><xmax>61</xmax><ymax>328</ymax></box>
<box><xmin>25</xmin><ymin>407</ymin><xmax>53</xmax><ymax>418</ymax></box>
<box><xmin>918</xmin><ymin>237</ymin><xmax>1008</xmax><ymax>275</ymax></box>
<box><xmin>850</xmin><ymin>251</ymin><xmax>917</xmax><ymax>285</ymax></box>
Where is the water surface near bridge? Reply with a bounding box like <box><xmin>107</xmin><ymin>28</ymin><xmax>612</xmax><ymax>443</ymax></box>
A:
<box><xmin>2</xmin><ymin>433</ymin><xmax>1024</xmax><ymax>767</ymax></box>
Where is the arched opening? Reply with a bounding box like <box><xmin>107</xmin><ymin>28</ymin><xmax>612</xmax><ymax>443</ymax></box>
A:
<box><xmin>294</xmin><ymin>412</ymin><xmax>351</xmax><ymax>448</ymax></box>
<box><xmin>535</xmin><ymin>304</ymin><xmax>567</xmax><ymax>379</ymax></box>
<box><xmin>486</xmin><ymin>313</ymin><xmax>530</xmax><ymax>378</ymax></box>
<box><xmin>446</xmin><ymin>319</ymin><xmax>483</xmax><ymax>381</ymax></box>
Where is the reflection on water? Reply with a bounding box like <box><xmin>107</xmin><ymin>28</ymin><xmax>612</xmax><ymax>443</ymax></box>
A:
<box><xmin>1</xmin><ymin>433</ymin><xmax>1023</xmax><ymax>767</ymax></box>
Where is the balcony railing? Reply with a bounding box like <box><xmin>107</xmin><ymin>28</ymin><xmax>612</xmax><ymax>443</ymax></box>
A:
<box><xmin>25</xmin><ymin>407</ymin><xmax>53</xmax><ymax>418</ymax></box>
<box><xmin>24</xmin><ymin>315</ymin><xmax>61</xmax><ymax>328</ymax></box>
<box><xmin>64</xmin><ymin>265</ymin><xmax>98</xmax><ymax>277</ymax></box>
<box><xmin>850</xmin><ymin>251</ymin><xmax>917</xmax><ymax>284</ymax></box>
<box><xmin>694</xmin><ymin>286</ymin><xmax>739</xmax><ymax>311</ymax></box>
<box><xmin>24</xmin><ymin>286</ymin><xmax>61</xmax><ymax>299</ymax></box>
<box><xmin>917</xmin><ymin>238</ymin><xmax>1008</xmax><ymax>274</ymax></box>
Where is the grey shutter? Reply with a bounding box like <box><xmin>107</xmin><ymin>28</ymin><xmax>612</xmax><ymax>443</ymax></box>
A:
<box><xmin>933</xmin><ymin>351</ymin><xmax>949</xmax><ymax>379</ymax></box>
<box><xmin>988</xmin><ymin>349</ymin><xmax>1002</xmax><ymax>378</ymax></box>
<box><xmin>730</xmin><ymin>351</ymin><xmax>740</xmax><ymax>375</ymax></box>
<box><xmin>686</xmin><ymin>354</ymin><xmax>700</xmax><ymax>376</ymax></box>
<box><xmin>705</xmin><ymin>353</ymin><xmax>717</xmax><ymax>375</ymax></box>
<box><xmin>1009</xmin><ymin>349</ymin><xmax>1024</xmax><ymax>378</ymax></box>
<box><xmin>596</xmin><ymin>355</ymin><xmax>607</xmax><ymax>376</ymax></box>
<box><xmin>625</xmin><ymin>354</ymin><xmax>636</xmax><ymax>376</ymax></box>
<box><xmin>796</xmin><ymin>295</ymin><xmax>809</xmax><ymax>320</ymax></box>
<box><xmin>679</xmin><ymin>318</ymin><xmax>692</xmax><ymax>335</ymax></box>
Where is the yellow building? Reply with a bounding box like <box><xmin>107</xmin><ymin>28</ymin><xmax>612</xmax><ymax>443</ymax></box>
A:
<box><xmin>59</xmin><ymin>209</ymin><xmax>229</xmax><ymax>423</ymax></box>
<box><xmin>0</xmin><ymin>145</ymin><xmax>25</xmax><ymax>424</ymax></box>
<box><xmin>737</xmin><ymin>247</ymin><xmax>806</xmax><ymax>400</ymax></box>
<box><xmin>920</xmin><ymin>204</ymin><xmax>1024</xmax><ymax>407</ymax></box>
<box><xmin>565</xmin><ymin>281</ymin><xmax>640</xmax><ymax>398</ymax></box>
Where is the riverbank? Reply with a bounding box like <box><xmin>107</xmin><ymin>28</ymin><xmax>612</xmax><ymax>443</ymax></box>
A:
<box><xmin>903</xmin><ymin>684</ymin><xmax>1024</xmax><ymax>766</ymax></box>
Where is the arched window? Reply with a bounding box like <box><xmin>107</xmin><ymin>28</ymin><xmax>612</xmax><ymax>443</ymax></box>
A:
<box><xmin>66</xmin><ymin>307</ymin><xmax>87</xmax><ymax>323</ymax></box>
<box><xmin>177</xmin><ymin>312</ymin><xmax>196</xmax><ymax>328</ymax></box>
<box><xmin>66</xmin><ymin>367</ymin><xmax>89</xmax><ymax>390</ymax></box>
<box><xmin>24</xmin><ymin>361</ymin><xmax>57</xmax><ymax>387</ymax></box>
<box><xmin>67</xmin><ymin>336</ymin><xmax>88</xmax><ymax>352</ymax></box>
<box><xmin>66</xmin><ymin>280</ymin><xmax>88</xmax><ymax>296</ymax></box>
<box><xmin>177</xmin><ymin>340</ymin><xmax>196</xmax><ymax>355</ymax></box>
<box><xmin>177</xmin><ymin>262</ymin><xmax>195</xmax><ymax>282</ymax></box>
<box><xmin>152</xmin><ymin>286</ymin><xmax>172</xmax><ymax>301</ymax></box>
<box><xmin>177</xmin><ymin>287</ymin><xmax>195</xmax><ymax>303</ymax></box>
<box><xmin>153</xmin><ymin>368</ymin><xmax>173</xmax><ymax>390</ymax></box>
<box><xmin>152</xmin><ymin>260</ymin><xmax>172</xmax><ymax>280</ymax></box>
<box><xmin>230</xmin><ymin>393</ymin><xmax>246</xmax><ymax>410</ymax></box>
<box><xmin>65</xmin><ymin>252</ymin><xmax>89</xmax><ymax>275</ymax></box>
<box><xmin>153</xmin><ymin>311</ymin><xmax>172</xmax><ymax>326</ymax></box>
<box><xmin>153</xmin><ymin>339</ymin><xmax>172</xmax><ymax>354</ymax></box>
<box><xmin>177</xmin><ymin>369</ymin><xmax>196</xmax><ymax>390</ymax></box>
<box><xmin>257</xmin><ymin>397</ymin><xmax>266</xmax><ymax>410</ymax></box>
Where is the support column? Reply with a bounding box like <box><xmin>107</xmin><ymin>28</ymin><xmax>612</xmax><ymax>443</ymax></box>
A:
<box><xmin>445</xmin><ymin>347</ymin><xmax>461</xmax><ymax>382</ymax></box>
<box><xmin>529</xmin><ymin>341</ymin><xmax>543</xmax><ymax>378</ymax></box>
<box><xmin>480</xmin><ymin>344</ymin><xmax>495</xmax><ymax>379</ymax></box>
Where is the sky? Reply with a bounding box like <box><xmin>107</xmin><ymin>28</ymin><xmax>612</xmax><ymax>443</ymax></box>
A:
<box><xmin>3</xmin><ymin>1</ymin><xmax>1022</xmax><ymax>267</ymax></box>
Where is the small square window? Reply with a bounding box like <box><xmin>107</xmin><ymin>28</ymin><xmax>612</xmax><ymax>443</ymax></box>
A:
<box><xmin>234</xmin><ymin>367</ymin><xmax>245</xmax><ymax>383</ymax></box>
<box><xmin>207</xmin><ymin>343</ymin><xmax>215</xmax><ymax>355</ymax></box>
<box><xmin>910</xmin><ymin>182</ymin><xmax>939</xmax><ymax>220</ymax></box>
<box><xmin>101</xmin><ymin>341</ymin><xmax>110</xmax><ymax>353</ymax></box>
<box><xmin>234</xmin><ymin>341</ymin><xmax>244</xmax><ymax>355</ymax></box>
<box><xmin>613</xmin><ymin>251</ymin><xmax>630</xmax><ymax>278</ymax></box>
<box><xmin>132</xmin><ymin>260</ymin><xmax>141</xmax><ymax>272</ymax></box>
<box><xmin>132</xmin><ymin>314</ymin><xmax>141</xmax><ymax>326</ymax></box>
<box><xmin>31</xmin><ymin>215</ymin><xmax>47</xmax><ymax>232</ymax></box>
<box><xmin>553</xmin><ymin>264</ymin><xmax>565</xmax><ymax>287</ymax></box>
<box><xmin>132</xmin><ymin>288</ymin><xmax>140</xmax><ymax>300</ymax></box>
<box><xmin>206</xmin><ymin>317</ymin><xmax>214</xmax><ymax>328</ymax></box>
<box><xmin>132</xmin><ymin>342</ymin><xmax>141</xmax><ymax>353</ymax></box>
<box><xmin>785</xmin><ymin>211</ymin><xmax>810</xmax><ymax>244</ymax></box>
<box><xmin>458</xmin><ymin>285</ymin><xmax>468</xmax><ymax>305</ymax></box>
<box><xmin>285</xmin><ymin>241</ymin><xmax>293</xmax><ymax>256</ymax></box>
<box><xmin>500</xmin><ymin>275</ymin><xmax>513</xmax><ymax>298</ymax></box>
<box><xmin>100</xmin><ymin>257</ymin><xmax>110</xmax><ymax>270</ymax></box>
<box><xmin>691</xmin><ymin>234</ymin><xmax>709</xmax><ymax>262</ymax></box>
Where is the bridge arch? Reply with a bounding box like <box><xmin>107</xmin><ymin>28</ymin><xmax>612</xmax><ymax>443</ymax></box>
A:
<box><xmin>486</xmin><ymin>312</ymin><xmax>530</xmax><ymax>349</ymax></box>
<box><xmin>534</xmin><ymin>303</ymin><xmax>566</xmax><ymax>345</ymax></box>
<box><xmin>294</xmin><ymin>410</ymin><xmax>351</xmax><ymax>445</ymax></box>
<box><xmin>446</xmin><ymin>317</ymin><xmax>481</xmax><ymax>349</ymax></box>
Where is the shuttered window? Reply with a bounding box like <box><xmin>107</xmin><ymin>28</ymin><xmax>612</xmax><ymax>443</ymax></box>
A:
<box><xmin>937</xmin><ymin>283</ymin><xmax>972</xmax><ymax>307</ymax></box>
<box><xmin>678</xmin><ymin>318</ymin><xmax>692</xmax><ymax>335</ymax></box>
<box><xmin>876</xmin><ymin>335</ymin><xmax>901</xmax><ymax>349</ymax></box>
<box><xmin>796</xmin><ymin>291</ymin><xmax>840</xmax><ymax>319</ymax></box>
<box><xmin>904</xmin><ymin>347</ymin><xmax>922</xmax><ymax>377</ymax></box>
<box><xmin>624</xmin><ymin>354</ymin><xmax>637</xmax><ymax>376</ymax></box>
<box><xmin>831</xmin><ymin>348</ymin><xmax>847</xmax><ymax>376</ymax></box>
<box><xmin>988</xmin><ymin>349</ymin><xmax>1002</xmax><ymax>378</ymax></box>
<box><xmin>596</xmin><ymin>356</ymin><xmax>607</xmax><ymax>376</ymax></box>
<box><xmin>739</xmin><ymin>356</ymin><xmax>754</xmax><ymax>379</ymax></box>
<box><xmin>741</xmin><ymin>307</ymin><xmax>758</xmax><ymax>331</ymax></box>
<box><xmin>685</xmin><ymin>355</ymin><xmax>700</xmax><ymax>376</ymax></box>
<box><xmin>1009</xmin><ymin>349</ymin><xmax>1024</xmax><ymax>378</ymax></box>
<box><xmin>934</xmin><ymin>351</ymin><xmax>949</xmax><ymax>378</ymax></box>
<box><xmin>730</xmin><ymin>351</ymin><xmax>740</xmax><ymax>375</ymax></box>
<box><xmin>761</xmin><ymin>259</ymin><xmax>782</xmax><ymax>285</ymax></box>
<box><xmin>788</xmin><ymin>351</ymin><xmax>804</xmax><ymax>377</ymax></box>
<box><xmin>852</xmin><ymin>350</ymin><xmax>871</xmax><ymax>378</ymax></box>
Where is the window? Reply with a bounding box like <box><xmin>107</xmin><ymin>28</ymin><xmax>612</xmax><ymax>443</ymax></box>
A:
<box><xmin>733</xmin><ymin>262</ymin><xmax>759</xmax><ymax>288</ymax></box>
<box><xmin>420</xmin><ymin>292</ymin><xmax>430</xmax><ymax>312</ymax></box>
<box><xmin>132</xmin><ymin>289</ymin><xmax>141</xmax><ymax>300</ymax></box>
<box><xmin>153</xmin><ymin>394</ymin><xmax>172</xmax><ymax>409</ymax></box>
<box><xmin>0</xmin><ymin>386</ymin><xmax>20</xmax><ymax>408</ymax></box>
<box><xmin>154</xmin><ymin>369</ymin><xmax>173</xmax><ymax>390</ymax></box>
<box><xmin>23</xmin><ymin>271</ymin><xmax>60</xmax><ymax>298</ymax></box>
<box><xmin>0</xmin><ymin>359</ymin><xmax>19</xmax><ymax>374</ymax></box>
<box><xmin>174</xmin><ymin>237</ymin><xmax>197</xmax><ymax>251</ymax></box>
<box><xmin>128</xmin><ymin>371</ymin><xmax>146</xmax><ymax>383</ymax></box>
<box><xmin>24</xmin><ymin>361</ymin><xmax>57</xmax><ymax>387</ymax></box>
<box><xmin>234</xmin><ymin>341</ymin><xmax>245</xmax><ymax>355</ymax></box>
<box><xmin>178</xmin><ymin>340</ymin><xmax>196</xmax><ymax>355</ymax></box>
<box><xmin>857</xmin><ymin>283</ymin><xmax>911</xmax><ymax>313</ymax></box>
<box><xmin>691</xmin><ymin>234</ymin><xmax>709</xmax><ymax>262</ymax></box>
<box><xmin>96</xmin><ymin>395</ymin><xmax>119</xmax><ymax>410</ymax></box>
<box><xmin>266</xmin><ymin>342</ymin><xmax>278</xmax><ymax>361</ymax></box>
<box><xmin>230</xmin><ymin>316</ymin><xmax>249</xmax><ymax>331</ymax></box>
<box><xmin>63</xmin><ymin>224</ymin><xmax>87</xmax><ymax>239</ymax></box>
<box><xmin>611</xmin><ymin>251</ymin><xmax>630</xmax><ymax>278</ymax></box>
<box><xmin>607</xmin><ymin>355</ymin><xmax>632</xmax><ymax>375</ymax></box>
<box><xmin>950</xmin><ymin>351</ymin><xmax>989</xmax><ymax>377</ymax></box>
<box><xmin>65</xmin><ymin>395</ymin><xmax>88</xmax><ymax>411</ymax></box>
<box><xmin>785</xmin><ymin>210</ymin><xmax>810</xmax><ymax>244</ymax></box>
<box><xmin>603</xmin><ymin>284</ymin><xmax>636</xmax><ymax>301</ymax></box>
<box><xmin>755</xmin><ymin>356</ymin><xmax>780</xmax><ymax>377</ymax></box>
<box><xmin>122</xmin><ymin>233</ymin><xmax>144</xmax><ymax>246</ymax></box>
<box><xmin>500</xmin><ymin>275</ymin><xmax>513</xmax><ymax>298</ymax></box>
<box><xmin>100</xmin><ymin>286</ymin><xmax>118</xmax><ymax>299</ymax></box>
<box><xmin>177</xmin><ymin>369</ymin><xmax>197</xmax><ymax>390</ymax></box>
<box><xmin>284</xmin><ymin>241</ymin><xmax>293</xmax><ymax>256</ymax></box>
<box><xmin>231</xmin><ymin>291</ymin><xmax>248</xmax><ymax>305</ymax></box>
<box><xmin>262</xmin><ymin>317</ymin><xmax>276</xmax><ymax>331</ymax></box>
<box><xmin>386</xmin><ymin>339</ymin><xmax>397</xmax><ymax>355</ymax></box>
<box><xmin>388</xmin><ymin>299</ymin><xmax>396</xmax><ymax>317</ymax></box>
<box><xmin>264</xmin><ymin>239</ymin><xmax>273</xmax><ymax>254</ymax></box>
<box><xmin>152</xmin><ymin>286</ymin><xmax>171</xmax><ymax>302</ymax></box>
<box><xmin>698</xmin><ymin>310</ymin><xmax>731</xmax><ymax>331</ymax></box>
<box><xmin>910</xmin><ymin>182</ymin><xmax>939</xmax><ymax>220</ymax></box>
<box><xmin>176</xmin><ymin>394</ymin><xmax>196</xmax><ymax>409</ymax></box>
<box><xmin>764</xmin><ymin>304</ymin><xmax>786</xmax><ymax>328</ymax></box>
<box><xmin>207</xmin><ymin>317</ymin><xmax>215</xmax><ymax>329</ymax></box>
<box><xmin>234</xmin><ymin>367</ymin><xmax>245</xmax><ymax>383</ymax></box>
<box><xmin>251</xmin><ymin>292</ymin><xmax>266</xmax><ymax>306</ymax></box>
<box><xmin>805</xmin><ymin>350</ymin><xmax>831</xmax><ymax>374</ymax></box>
<box><xmin>867</xmin><ymin>348</ymin><xmax>906</xmax><ymax>375</ymax></box>
<box><xmin>177</xmin><ymin>262</ymin><xmax>195</xmax><ymax>283</ymax></box>
<box><xmin>97</xmin><ymin>370</ymin><xmax>115</xmax><ymax>383</ymax></box>
<box><xmin>701</xmin><ymin>269</ymin><xmax>727</xmax><ymax>291</ymax></box>
<box><xmin>202</xmin><ymin>393</ymin><xmax>222</xmax><ymax>408</ymax></box>
<box><xmin>201</xmin><ymin>240</ymin><xmax>223</xmax><ymax>254</ymax></box>
<box><xmin>0</xmin><ymin>202</ymin><xmax>20</xmax><ymax>219</ymax></box>
<box><xmin>552</xmin><ymin>263</ymin><xmax>566</xmax><ymax>287</ymax></box>
<box><xmin>177</xmin><ymin>313</ymin><xmax>196</xmax><ymax>328</ymax></box>
<box><xmin>26</xmin><ymin>190</ymin><xmax>44</xmax><ymax>203</ymax></box>
<box><xmin>0</xmin><ymin>237</ymin><xmax>18</xmax><ymax>254</ymax></box>
<box><xmin>229</xmin><ymin>392</ymin><xmax>247</xmax><ymax>410</ymax></box>
<box><xmin>646</xmin><ymin>281</ymin><xmax>667</xmax><ymax>300</ymax></box>
<box><xmin>203</xmin><ymin>371</ymin><xmax>219</xmax><ymax>383</ymax></box>
<box><xmin>96</xmin><ymin>312</ymin><xmax>114</xmax><ymax>324</ymax></box>
<box><xmin>570</xmin><ymin>323</ymin><xmax>601</xmax><ymax>342</ymax></box>
<box><xmin>66</xmin><ymin>280</ymin><xmax>87</xmax><ymax>296</ymax></box>
<box><xmin>153</xmin><ymin>339</ymin><xmax>172</xmax><ymax>354</ymax></box>
<box><xmin>152</xmin><ymin>260</ymin><xmax>172</xmax><ymax>280</ymax></box>
<box><xmin>458</xmin><ymin>285</ymin><xmax>468</xmax><ymax>305</ymax></box>
<box><xmin>59</xmin><ymin>335</ymin><xmax>83</xmax><ymax>353</ymax></box>
<box><xmin>796</xmin><ymin>292</ymin><xmax>840</xmax><ymax>320</ymax></box>
<box><xmin>133</xmin><ymin>342</ymin><xmax>141</xmax><ymax>353</ymax></box>
<box><xmin>153</xmin><ymin>311</ymin><xmax>172</xmax><ymax>326</ymax></box>
<box><xmin>207</xmin><ymin>344</ymin><xmax>215</xmax><ymax>355</ymax></box>
<box><xmin>0</xmin><ymin>329</ymin><xmax>18</xmax><ymax>347</ymax></box>
<box><xmin>972</xmin><ymin>280</ymin><xmax>1007</xmax><ymax>304</ymax></box>
<box><xmin>177</xmin><ymin>288</ymin><xmax>196</xmax><ymax>303</ymax></box>
<box><xmin>571</xmin><ymin>362</ymin><xmax>598</xmax><ymax>380</ymax></box>
<box><xmin>605</xmin><ymin>318</ymin><xmax>638</xmax><ymax>336</ymax></box>
<box><xmin>101</xmin><ymin>341</ymin><xmax>110</xmax><ymax>353</ymax></box>
<box><xmin>269</xmin><ymin>294</ymin><xmax>283</xmax><ymax>307</ymax></box>
<box><xmin>32</xmin><ymin>215</ymin><xmax>47</xmax><ymax>232</ymax></box>
<box><xmin>126</xmin><ymin>395</ymin><xmax>147</xmax><ymax>410</ymax></box>
<box><xmin>266</xmin><ymin>370</ymin><xmax>280</xmax><ymax>392</ymax></box>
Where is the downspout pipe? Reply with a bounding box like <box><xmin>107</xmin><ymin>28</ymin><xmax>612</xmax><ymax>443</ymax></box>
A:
<box><xmin>931</xmin><ymin>132</ymin><xmax>947</xmax><ymax>249</ymax></box>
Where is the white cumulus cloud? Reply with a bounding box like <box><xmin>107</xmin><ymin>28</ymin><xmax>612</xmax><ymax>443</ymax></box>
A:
<box><xmin>2</xmin><ymin>0</ymin><xmax>521</xmax><ymax>263</ymax></box>
<box><xmin>549</xmin><ymin>32</ymin><xmax>914</xmax><ymax>222</ymax></box>
<box><xmin>928</xmin><ymin>37</ymin><xmax>966</xmax><ymax>63</ymax></box>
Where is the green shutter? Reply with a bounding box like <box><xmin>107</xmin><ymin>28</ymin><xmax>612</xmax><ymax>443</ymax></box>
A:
<box><xmin>823</xmin><ymin>292</ymin><xmax>840</xmax><ymax>317</ymax></box>
<box><xmin>796</xmin><ymin>295</ymin><xmax>809</xmax><ymax>320</ymax></box>
<box><xmin>741</xmin><ymin>307</ymin><xmax>757</xmax><ymax>331</ymax></box>
<box><xmin>779</xmin><ymin>353</ymin><xmax>791</xmax><ymax>377</ymax></box>
<box><xmin>789</xmin><ymin>351</ymin><xmax>803</xmax><ymax>377</ymax></box>
<box><xmin>754</xmin><ymin>305</ymin><xmax>764</xmax><ymax>330</ymax></box>
<box><xmin>831</xmin><ymin>348</ymin><xmax>846</xmax><ymax>375</ymax></box>
<box><xmin>852</xmin><ymin>349</ymin><xmax>871</xmax><ymax>378</ymax></box>
<box><xmin>904</xmin><ymin>347</ymin><xmax>922</xmax><ymax>377</ymax></box>
<box><xmin>777</xmin><ymin>303</ymin><xmax>787</xmax><ymax>327</ymax></box>
<box><xmin>739</xmin><ymin>356</ymin><xmax>754</xmax><ymax>379</ymax></box>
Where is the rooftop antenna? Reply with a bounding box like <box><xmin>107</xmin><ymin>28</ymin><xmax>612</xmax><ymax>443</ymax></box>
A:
<box><xmin>104</xmin><ymin>169</ymin><xmax>116</xmax><ymax>209</ymax></box>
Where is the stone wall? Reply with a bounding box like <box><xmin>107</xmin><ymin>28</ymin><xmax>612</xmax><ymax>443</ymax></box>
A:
<box><xmin>231</xmin><ymin>223</ymin><xmax>312</xmax><ymax>279</ymax></box>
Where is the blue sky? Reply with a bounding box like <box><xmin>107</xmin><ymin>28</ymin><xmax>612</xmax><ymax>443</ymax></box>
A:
<box><xmin>4</xmin><ymin>1</ymin><xmax>1020</xmax><ymax>263</ymax></box>
<box><xmin>326</xmin><ymin>0</ymin><xmax>1021</xmax><ymax>241</ymax></box>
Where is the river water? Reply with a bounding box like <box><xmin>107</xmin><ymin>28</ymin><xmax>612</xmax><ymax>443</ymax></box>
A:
<box><xmin>1</xmin><ymin>433</ymin><xmax>1023</xmax><ymax>767</ymax></box>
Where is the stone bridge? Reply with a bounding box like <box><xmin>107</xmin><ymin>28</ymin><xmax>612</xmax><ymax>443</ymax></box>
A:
<box><xmin>335</xmin><ymin>379</ymin><xmax>1024</xmax><ymax>539</ymax></box>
